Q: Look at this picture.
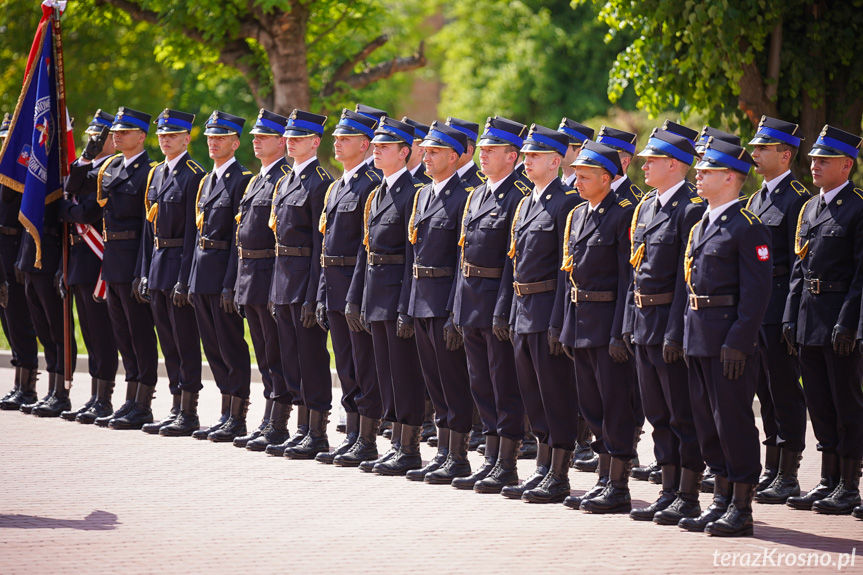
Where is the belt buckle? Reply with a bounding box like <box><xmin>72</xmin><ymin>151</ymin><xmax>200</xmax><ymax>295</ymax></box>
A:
<box><xmin>102</xmin><ymin>229</ymin><xmax>108</xmax><ymax>241</ymax></box>
<box><xmin>199</xmin><ymin>237</ymin><xmax>206</xmax><ymax>250</ymax></box>
<box><xmin>412</xmin><ymin>264</ymin><xmax>420</xmax><ymax>280</ymax></box>
<box><xmin>514</xmin><ymin>282</ymin><xmax>523</xmax><ymax>297</ymax></box>
<box><xmin>320</xmin><ymin>254</ymin><xmax>327</xmax><ymax>267</ymax></box>
<box><xmin>462</xmin><ymin>261</ymin><xmax>470</xmax><ymax>278</ymax></box>
<box><xmin>154</xmin><ymin>237</ymin><xmax>160</xmax><ymax>249</ymax></box>
<box><xmin>571</xmin><ymin>286</ymin><xmax>578</xmax><ymax>303</ymax></box>
<box><xmin>688</xmin><ymin>293</ymin><xmax>699</xmax><ymax>311</ymax></box>
<box><xmin>809</xmin><ymin>278</ymin><xmax>821</xmax><ymax>294</ymax></box>
<box><xmin>634</xmin><ymin>291</ymin><xmax>643</xmax><ymax>309</ymax></box>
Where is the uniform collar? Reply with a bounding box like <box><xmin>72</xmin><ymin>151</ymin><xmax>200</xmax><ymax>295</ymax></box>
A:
<box><xmin>122</xmin><ymin>150</ymin><xmax>146</xmax><ymax>169</ymax></box>
<box><xmin>820</xmin><ymin>183</ymin><xmax>846</xmax><ymax>206</ymax></box>
<box><xmin>610</xmin><ymin>175</ymin><xmax>626</xmax><ymax>192</ymax></box>
<box><xmin>656</xmin><ymin>179</ymin><xmax>686</xmax><ymax>207</ymax></box>
<box><xmin>433</xmin><ymin>173</ymin><xmax>457</xmax><ymax>197</ymax></box>
<box><xmin>291</xmin><ymin>156</ymin><xmax>316</xmax><ymax>178</ymax></box>
<box><xmin>531</xmin><ymin>178</ymin><xmax>554</xmax><ymax>203</ymax></box>
<box><xmin>486</xmin><ymin>169</ymin><xmax>515</xmax><ymax>193</ymax></box>
<box><xmin>706</xmin><ymin>198</ymin><xmax>738</xmax><ymax>225</ymax></box>
<box><xmin>214</xmin><ymin>156</ymin><xmax>236</xmax><ymax>180</ymax></box>
<box><xmin>457</xmin><ymin>162</ymin><xmax>477</xmax><ymax>178</ymax></box>
<box><xmin>341</xmin><ymin>162</ymin><xmax>363</xmax><ymax>186</ymax></box>
<box><xmin>259</xmin><ymin>157</ymin><xmax>283</xmax><ymax>178</ymax></box>
<box><xmin>164</xmin><ymin>150</ymin><xmax>188</xmax><ymax>173</ymax></box>
<box><xmin>764</xmin><ymin>169</ymin><xmax>791</xmax><ymax>194</ymax></box>
<box><xmin>384</xmin><ymin>166</ymin><xmax>408</xmax><ymax>190</ymax></box>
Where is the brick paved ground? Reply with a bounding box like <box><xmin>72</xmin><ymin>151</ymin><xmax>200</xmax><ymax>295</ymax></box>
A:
<box><xmin>0</xmin><ymin>367</ymin><xmax>860</xmax><ymax>574</ymax></box>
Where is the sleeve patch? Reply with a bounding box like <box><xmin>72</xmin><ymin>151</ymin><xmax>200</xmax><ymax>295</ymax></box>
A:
<box><xmin>757</xmin><ymin>245</ymin><xmax>770</xmax><ymax>261</ymax></box>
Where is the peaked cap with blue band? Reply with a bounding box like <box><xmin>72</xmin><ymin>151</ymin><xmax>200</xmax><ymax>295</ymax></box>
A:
<box><xmin>520</xmin><ymin>123</ymin><xmax>569</xmax><ymax>156</ymax></box>
<box><xmin>203</xmin><ymin>110</ymin><xmax>246</xmax><ymax>137</ymax></box>
<box><xmin>807</xmin><ymin>124</ymin><xmax>861</xmax><ymax>159</ymax></box>
<box><xmin>284</xmin><ymin>109</ymin><xmax>327</xmax><ymax>137</ymax></box>
<box><xmin>660</xmin><ymin>120</ymin><xmax>698</xmax><ymax>145</ymax></box>
<box><xmin>85</xmin><ymin>109</ymin><xmax>115</xmax><ymax>135</ymax></box>
<box><xmin>402</xmin><ymin>117</ymin><xmax>431</xmax><ymax>142</ymax></box>
<box><xmin>695</xmin><ymin>126</ymin><xmax>740</xmax><ymax>154</ymax></box>
<box><xmin>478</xmin><ymin>116</ymin><xmax>527</xmax><ymax>148</ymax></box>
<box><xmin>446</xmin><ymin>117</ymin><xmax>480</xmax><ymax>145</ymax></box>
<box><xmin>372</xmin><ymin>117</ymin><xmax>416</xmax><ymax>146</ymax></box>
<box><xmin>332</xmin><ymin>109</ymin><xmax>377</xmax><ymax>138</ymax></box>
<box><xmin>695</xmin><ymin>137</ymin><xmax>756</xmax><ymax>174</ymax></box>
<box><xmin>596</xmin><ymin>125</ymin><xmax>637</xmax><ymax>154</ymax></box>
<box><xmin>355</xmin><ymin>104</ymin><xmax>388</xmax><ymax>123</ymax></box>
<box><xmin>419</xmin><ymin>121</ymin><xmax>469</xmax><ymax>156</ymax></box>
<box><xmin>249</xmin><ymin>109</ymin><xmax>289</xmax><ymax>136</ymax></box>
<box><xmin>637</xmin><ymin>127</ymin><xmax>698</xmax><ymax>165</ymax></box>
<box><xmin>155</xmin><ymin>108</ymin><xmax>195</xmax><ymax>134</ymax></box>
<box><xmin>572</xmin><ymin>140</ymin><xmax>622</xmax><ymax>176</ymax></box>
<box><xmin>0</xmin><ymin>113</ymin><xmax>10</xmax><ymax>138</ymax></box>
<box><xmin>749</xmin><ymin>116</ymin><xmax>804</xmax><ymax>148</ymax></box>
<box><xmin>558</xmin><ymin>118</ymin><xmax>594</xmax><ymax>146</ymax></box>
<box><xmin>110</xmin><ymin>107</ymin><xmax>151</xmax><ymax>133</ymax></box>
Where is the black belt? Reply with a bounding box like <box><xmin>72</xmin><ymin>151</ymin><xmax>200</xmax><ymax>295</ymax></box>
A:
<box><xmin>321</xmin><ymin>255</ymin><xmax>357</xmax><ymax>267</ymax></box>
<box><xmin>773</xmin><ymin>266</ymin><xmax>790</xmax><ymax>277</ymax></box>
<box><xmin>688</xmin><ymin>294</ymin><xmax>737</xmax><ymax>310</ymax></box>
<box><xmin>199</xmin><ymin>237</ymin><xmax>229</xmax><ymax>250</ymax></box>
<box><xmin>154</xmin><ymin>237</ymin><xmax>183</xmax><ymax>249</ymax></box>
<box><xmin>413</xmin><ymin>264</ymin><xmax>455</xmax><ymax>279</ymax></box>
<box><xmin>69</xmin><ymin>234</ymin><xmax>85</xmax><ymax>246</ymax></box>
<box><xmin>369</xmin><ymin>252</ymin><xmax>405</xmax><ymax>265</ymax></box>
<box><xmin>513</xmin><ymin>280</ymin><xmax>556</xmax><ymax>296</ymax></box>
<box><xmin>238</xmin><ymin>247</ymin><xmax>275</xmax><ymax>259</ymax></box>
<box><xmin>276</xmin><ymin>245</ymin><xmax>312</xmax><ymax>257</ymax></box>
<box><xmin>103</xmin><ymin>229</ymin><xmax>139</xmax><ymax>241</ymax></box>
<box><xmin>633</xmin><ymin>291</ymin><xmax>673</xmax><ymax>308</ymax></box>
<box><xmin>571</xmin><ymin>287</ymin><xmax>615</xmax><ymax>303</ymax></box>
<box><xmin>0</xmin><ymin>225</ymin><xmax>20</xmax><ymax>236</ymax></box>
<box><xmin>462</xmin><ymin>261</ymin><xmax>503</xmax><ymax>279</ymax></box>
<box><xmin>804</xmin><ymin>278</ymin><xmax>848</xmax><ymax>294</ymax></box>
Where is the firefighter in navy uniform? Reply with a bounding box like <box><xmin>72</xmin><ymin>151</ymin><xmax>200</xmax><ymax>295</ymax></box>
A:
<box><xmin>745</xmin><ymin>117</ymin><xmax>810</xmax><ymax>504</ymax></box>
<box><xmin>501</xmin><ymin>125</ymin><xmax>581</xmax><ymax>503</ymax></box>
<box><xmin>187</xmin><ymin>111</ymin><xmax>253</xmax><ymax>442</ymax></box>
<box><xmin>129</xmin><ymin>109</ymin><xmax>206</xmax><ymax>435</ymax></box>
<box><xmin>784</xmin><ymin>126</ymin><xmax>863</xmax><ymax>516</ymax></box>
<box><xmin>450</xmin><ymin>116</ymin><xmax>531</xmax><ymax>493</ymax></box>
<box><xmin>0</xmin><ymin>112</ymin><xmax>39</xmax><ymax>412</ymax></box>
<box><xmin>679</xmin><ymin>137</ymin><xmax>772</xmax><ymax>537</ymax></box>
<box><xmin>267</xmin><ymin>110</ymin><xmax>334</xmax><ymax>460</ymax></box>
<box><xmin>355</xmin><ymin>104</ymin><xmax>388</xmax><ymax>177</ymax></box>
<box><xmin>558</xmin><ymin>118</ymin><xmax>593</xmax><ymax>190</ymax></box>
<box><xmin>446</xmin><ymin>117</ymin><xmax>486</xmax><ymax>189</ymax></box>
<box><xmin>237</xmin><ymin>110</ymin><xmax>292</xmax><ymax>451</ymax></box>
<box><xmin>57</xmin><ymin>110</ymin><xmax>119</xmax><ymax>423</ymax></box>
<box><xmin>92</xmin><ymin>108</ymin><xmax>159</xmax><ymax>428</ymax></box>
<box><xmin>623</xmin><ymin>129</ymin><xmax>705</xmax><ymax>523</ymax></box>
<box><xmin>403</xmin><ymin>117</ymin><xmax>432</xmax><ymax>185</ymax></box>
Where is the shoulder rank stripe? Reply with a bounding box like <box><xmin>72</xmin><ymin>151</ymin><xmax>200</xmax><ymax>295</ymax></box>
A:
<box><xmin>514</xmin><ymin>180</ymin><xmax>531</xmax><ymax>194</ymax></box>
<box><xmin>690</xmin><ymin>197</ymin><xmax>703</xmax><ymax>203</ymax></box>
<box><xmin>790</xmin><ymin>180</ymin><xmax>809</xmax><ymax>196</ymax></box>
<box><xmin>619</xmin><ymin>199</ymin><xmax>632</xmax><ymax>207</ymax></box>
<box><xmin>186</xmin><ymin>159</ymin><xmax>204</xmax><ymax>174</ymax></box>
<box><xmin>739</xmin><ymin>208</ymin><xmax>761</xmax><ymax>225</ymax></box>
<box><xmin>317</xmin><ymin>165</ymin><xmax>332</xmax><ymax>180</ymax></box>
<box><xmin>853</xmin><ymin>188</ymin><xmax>863</xmax><ymax>201</ymax></box>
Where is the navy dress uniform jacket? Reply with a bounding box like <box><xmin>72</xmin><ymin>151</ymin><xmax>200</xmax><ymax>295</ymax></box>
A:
<box><xmin>269</xmin><ymin>159</ymin><xmax>332</xmax><ymax>305</ymax></box>
<box><xmin>453</xmin><ymin>171</ymin><xmax>531</xmax><ymax>327</ymax></box>
<box><xmin>139</xmin><ymin>152</ymin><xmax>206</xmax><ymax>291</ymax></box>
<box><xmin>235</xmin><ymin>159</ymin><xmax>291</xmax><ymax>306</ymax></box>
<box><xmin>613</xmin><ymin>175</ymin><xmax>644</xmax><ymax>206</ymax></box>
<box><xmin>189</xmin><ymin>161</ymin><xmax>253</xmax><ymax>294</ymax></box>
<box><xmin>96</xmin><ymin>152</ymin><xmax>154</xmax><ymax>283</ymax></box>
<box><xmin>459</xmin><ymin>163</ymin><xmax>486</xmax><ymax>189</ymax></box>
<box><xmin>59</xmin><ymin>158</ymin><xmax>109</xmax><ymax>285</ymax></box>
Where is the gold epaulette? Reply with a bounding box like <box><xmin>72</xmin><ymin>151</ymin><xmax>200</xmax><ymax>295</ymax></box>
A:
<box><xmin>366</xmin><ymin>170</ymin><xmax>381</xmax><ymax>182</ymax></box>
<box><xmin>317</xmin><ymin>166</ymin><xmax>332</xmax><ymax>180</ymax></box>
<box><xmin>690</xmin><ymin>197</ymin><xmax>703</xmax><ymax>203</ymax></box>
<box><xmin>186</xmin><ymin>159</ymin><xmax>204</xmax><ymax>174</ymax></box>
<box><xmin>853</xmin><ymin>188</ymin><xmax>863</xmax><ymax>201</ymax></box>
<box><xmin>514</xmin><ymin>180</ymin><xmax>530</xmax><ymax>195</ymax></box>
<box><xmin>790</xmin><ymin>180</ymin><xmax>809</xmax><ymax>196</ymax></box>
<box><xmin>630</xmin><ymin>183</ymin><xmax>644</xmax><ymax>201</ymax></box>
<box><xmin>149</xmin><ymin>160</ymin><xmax>159</xmax><ymax>167</ymax></box>
<box><xmin>242</xmin><ymin>170</ymin><xmax>253</xmax><ymax>176</ymax></box>
<box><xmin>619</xmin><ymin>198</ymin><xmax>632</xmax><ymax>207</ymax></box>
<box><xmin>414</xmin><ymin>182</ymin><xmax>424</xmax><ymax>188</ymax></box>
<box><xmin>565</xmin><ymin>190</ymin><xmax>579</xmax><ymax>195</ymax></box>
<box><xmin>477</xmin><ymin>171</ymin><xmax>488</xmax><ymax>183</ymax></box>
<box><xmin>740</xmin><ymin>208</ymin><xmax>761</xmax><ymax>225</ymax></box>
<box><xmin>280</xmin><ymin>164</ymin><xmax>291</xmax><ymax>176</ymax></box>
<box><xmin>465</xmin><ymin>186</ymin><xmax>475</xmax><ymax>193</ymax></box>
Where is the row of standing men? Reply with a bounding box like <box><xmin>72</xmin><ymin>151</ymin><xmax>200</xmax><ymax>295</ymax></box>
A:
<box><xmin>0</xmin><ymin>105</ymin><xmax>862</xmax><ymax>538</ymax></box>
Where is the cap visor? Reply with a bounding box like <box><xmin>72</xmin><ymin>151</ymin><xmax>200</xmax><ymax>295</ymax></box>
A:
<box><xmin>748</xmin><ymin>136</ymin><xmax>782</xmax><ymax>146</ymax></box>
<box><xmin>283</xmin><ymin>130</ymin><xmax>318</xmax><ymax>138</ymax></box>
<box><xmin>636</xmin><ymin>147</ymin><xmax>669</xmax><ymax>158</ymax></box>
<box><xmin>520</xmin><ymin>143</ymin><xmax>558</xmax><ymax>153</ymax></box>
<box><xmin>807</xmin><ymin>146</ymin><xmax>847</xmax><ymax>158</ymax></box>
<box><xmin>204</xmin><ymin>127</ymin><xmax>237</xmax><ymax>136</ymax></box>
<box><xmin>694</xmin><ymin>159</ymin><xmax>731</xmax><ymax>170</ymax></box>
<box><xmin>110</xmin><ymin>124</ymin><xmax>143</xmax><ymax>132</ymax></box>
<box><xmin>477</xmin><ymin>137</ymin><xmax>513</xmax><ymax>147</ymax></box>
<box><xmin>249</xmin><ymin>127</ymin><xmax>282</xmax><ymax>136</ymax></box>
<box><xmin>371</xmin><ymin>134</ymin><xmax>403</xmax><ymax>144</ymax></box>
<box><xmin>156</xmin><ymin>127</ymin><xmax>189</xmax><ymax>134</ymax></box>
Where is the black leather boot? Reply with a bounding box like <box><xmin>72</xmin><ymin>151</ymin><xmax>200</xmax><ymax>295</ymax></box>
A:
<box><xmin>453</xmin><ymin>436</ymin><xmax>500</xmax><ymax>489</ymax></box>
<box><xmin>335</xmin><ymin>416</ymin><xmax>380</xmax><ymax>467</ymax></box>
<box><xmin>265</xmin><ymin>403</ymin><xmax>308</xmax><ymax>456</ymax></box>
<box><xmin>233</xmin><ymin>398</ymin><xmax>271</xmax><ymax>448</ymax></box>
<box><xmin>755</xmin><ymin>448</ymin><xmax>802</xmax><ymax>504</ymax></box>
<box><xmin>109</xmin><ymin>383</ymin><xmax>155</xmax><ymax>430</ymax></box>
<box><xmin>142</xmin><ymin>393</ymin><xmax>180</xmax><ymax>434</ymax></box>
<box><xmin>679</xmin><ymin>475</ymin><xmax>731</xmax><ymax>531</ymax></box>
<box><xmin>468</xmin><ymin>407</ymin><xmax>484</xmax><ymax>451</ymax></box>
<box><xmin>32</xmin><ymin>373</ymin><xmax>71</xmax><ymax>418</ymax></box>
<box><xmin>787</xmin><ymin>452</ymin><xmax>840</xmax><ymax>510</ymax></box>
<box><xmin>631</xmin><ymin>464</ymin><xmax>679</xmax><ymax>520</ymax></box>
<box><xmin>757</xmin><ymin>445</ymin><xmax>780</xmax><ymax>491</ymax></box>
<box><xmin>705</xmin><ymin>482</ymin><xmax>755</xmax><ymax>537</ymax></box>
<box><xmin>475</xmin><ymin>437</ymin><xmax>520</xmax><ymax>493</ymax></box>
<box><xmin>631</xmin><ymin>460</ymin><xmax>659</xmax><ymax>482</ymax></box>
<box><xmin>571</xmin><ymin>415</ymin><xmax>594</xmax><ymax>466</ymax></box>
<box><xmin>853</xmin><ymin>504</ymin><xmax>863</xmax><ymax>519</ymax></box>
<box><xmin>61</xmin><ymin>377</ymin><xmax>96</xmax><ymax>421</ymax></box>
<box><xmin>20</xmin><ymin>371</ymin><xmax>51</xmax><ymax>414</ymax></box>
<box><xmin>582</xmin><ymin>456</ymin><xmax>632</xmax><ymax>513</ymax></box>
<box><xmin>426</xmin><ymin>430</ymin><xmax>472</xmax><ymax>484</ymax></box>
<box><xmin>502</xmin><ymin>443</ymin><xmax>551</xmax><ymax>499</ymax></box>
<box><xmin>77</xmin><ymin>379</ymin><xmax>114</xmax><ymax>424</ymax></box>
<box><xmin>812</xmin><ymin>458</ymin><xmax>862</xmax><ymax>515</ymax></box>
<box><xmin>701</xmin><ymin>472</ymin><xmax>715</xmax><ymax>493</ymax></box>
<box><xmin>360</xmin><ymin>422</ymin><xmax>400</xmax><ymax>472</ymax></box>
<box><xmin>564</xmin><ymin>453</ymin><xmax>611</xmax><ymax>509</ymax></box>
<box><xmin>523</xmin><ymin>448</ymin><xmax>573</xmax><ymax>503</ymax></box>
<box><xmin>159</xmin><ymin>391</ymin><xmax>201</xmax><ymax>436</ymax></box>
<box><xmin>193</xmin><ymin>394</ymin><xmax>231</xmax><ymax>440</ymax></box>
<box><xmin>379</xmin><ymin>420</ymin><xmax>392</xmax><ymax>436</ymax></box>
<box><xmin>518</xmin><ymin>432</ymin><xmax>538</xmax><ymax>460</ymax></box>
<box><xmin>210</xmin><ymin>396</ymin><xmax>249</xmax><ymax>442</ymax></box>
<box><xmin>2</xmin><ymin>367</ymin><xmax>38</xmax><ymax>412</ymax></box>
<box><xmin>96</xmin><ymin>381</ymin><xmax>136</xmax><ymax>427</ymax></box>
<box><xmin>373</xmin><ymin>424</ymin><xmax>422</xmax><ymax>476</ymax></box>
<box><xmin>316</xmin><ymin>411</ymin><xmax>359</xmax><ymax>463</ymax></box>
<box><xmin>654</xmin><ymin>467</ymin><xmax>703</xmax><ymax>525</ymax></box>
<box><xmin>247</xmin><ymin>401</ymin><xmax>292</xmax><ymax>452</ymax></box>
<box><xmin>406</xmin><ymin>428</ymin><xmax>449</xmax><ymax>481</ymax></box>
<box><xmin>0</xmin><ymin>366</ymin><xmax>21</xmax><ymax>406</ymax></box>
<box><xmin>574</xmin><ymin>452</ymin><xmax>599</xmax><ymax>473</ymax></box>
<box><xmin>421</xmin><ymin>398</ymin><xmax>435</xmax><ymax>442</ymax></box>
<box><xmin>285</xmin><ymin>409</ymin><xmax>330</xmax><ymax>459</ymax></box>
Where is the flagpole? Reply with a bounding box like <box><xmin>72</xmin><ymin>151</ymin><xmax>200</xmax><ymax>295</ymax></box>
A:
<box><xmin>51</xmin><ymin>4</ymin><xmax>73</xmax><ymax>390</ymax></box>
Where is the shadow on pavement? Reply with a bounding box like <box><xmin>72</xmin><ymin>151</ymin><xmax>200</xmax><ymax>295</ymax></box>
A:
<box><xmin>0</xmin><ymin>510</ymin><xmax>119</xmax><ymax>530</ymax></box>
<box><xmin>753</xmin><ymin>521</ymin><xmax>861</xmax><ymax>552</ymax></box>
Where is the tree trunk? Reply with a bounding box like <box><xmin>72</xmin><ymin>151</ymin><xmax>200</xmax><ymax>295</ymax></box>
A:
<box><xmin>258</xmin><ymin>6</ymin><xmax>310</xmax><ymax>115</ymax></box>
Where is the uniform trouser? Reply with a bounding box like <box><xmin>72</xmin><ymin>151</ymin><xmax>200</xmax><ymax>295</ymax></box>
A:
<box><xmin>688</xmin><ymin>354</ymin><xmax>761</xmax><ymax>484</ymax></box>
<box><xmin>24</xmin><ymin>272</ymin><xmax>76</xmax><ymax>375</ymax></box>
<box><xmin>635</xmin><ymin>344</ymin><xmax>703</xmax><ymax>471</ymax></box>
<box><xmin>72</xmin><ymin>283</ymin><xmax>118</xmax><ymax>381</ymax></box>
<box><xmin>0</xmin><ymin>277</ymin><xmax>37</xmax><ymax>369</ymax></box>
<box><xmin>243</xmin><ymin>303</ymin><xmax>283</xmax><ymax>401</ymax></box>
<box><xmin>106</xmin><ymin>282</ymin><xmax>158</xmax><ymax>385</ymax></box>
<box><xmin>573</xmin><ymin>345</ymin><xmax>637</xmax><ymax>459</ymax></box>
<box><xmin>799</xmin><ymin>345</ymin><xmax>863</xmax><ymax>460</ymax></box>
<box><xmin>194</xmin><ymin>293</ymin><xmax>251</xmax><ymax>398</ymax></box>
<box><xmin>756</xmin><ymin>324</ymin><xmax>807</xmax><ymax>452</ymax></box>
<box><xmin>415</xmin><ymin>316</ymin><xmax>473</xmax><ymax>434</ymax></box>
<box><xmin>370</xmin><ymin>319</ymin><xmax>424</xmax><ymax>426</ymax></box>
<box><xmin>513</xmin><ymin>331</ymin><xmax>578</xmax><ymax>449</ymax></box>
<box><xmin>273</xmin><ymin>302</ymin><xmax>331</xmax><ymax>412</ymax></box>
<box><xmin>327</xmin><ymin>310</ymin><xmax>359</xmax><ymax>413</ymax></box>
<box><xmin>463</xmin><ymin>326</ymin><xmax>524</xmax><ymax>440</ymax></box>
<box><xmin>150</xmin><ymin>288</ymin><xmax>201</xmax><ymax>393</ymax></box>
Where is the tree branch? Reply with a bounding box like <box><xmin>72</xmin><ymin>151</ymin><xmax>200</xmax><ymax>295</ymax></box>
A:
<box><xmin>327</xmin><ymin>34</ymin><xmax>389</xmax><ymax>89</ymax></box>
<box><xmin>341</xmin><ymin>41</ymin><xmax>426</xmax><ymax>92</ymax></box>
<box><xmin>765</xmin><ymin>19</ymin><xmax>782</xmax><ymax>102</ymax></box>
<box><xmin>308</xmin><ymin>6</ymin><xmax>354</xmax><ymax>50</ymax></box>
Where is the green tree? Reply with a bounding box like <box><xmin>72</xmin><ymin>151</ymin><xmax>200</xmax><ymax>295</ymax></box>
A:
<box><xmin>581</xmin><ymin>0</ymin><xmax>863</xmax><ymax>177</ymax></box>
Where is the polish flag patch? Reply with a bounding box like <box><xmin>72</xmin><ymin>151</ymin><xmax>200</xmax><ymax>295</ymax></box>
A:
<box><xmin>756</xmin><ymin>245</ymin><xmax>770</xmax><ymax>261</ymax></box>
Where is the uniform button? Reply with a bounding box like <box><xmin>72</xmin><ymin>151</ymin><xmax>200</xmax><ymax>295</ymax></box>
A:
<box><xmin>516</xmin><ymin>251</ymin><xmax>520</xmax><ymax>256</ymax></box>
